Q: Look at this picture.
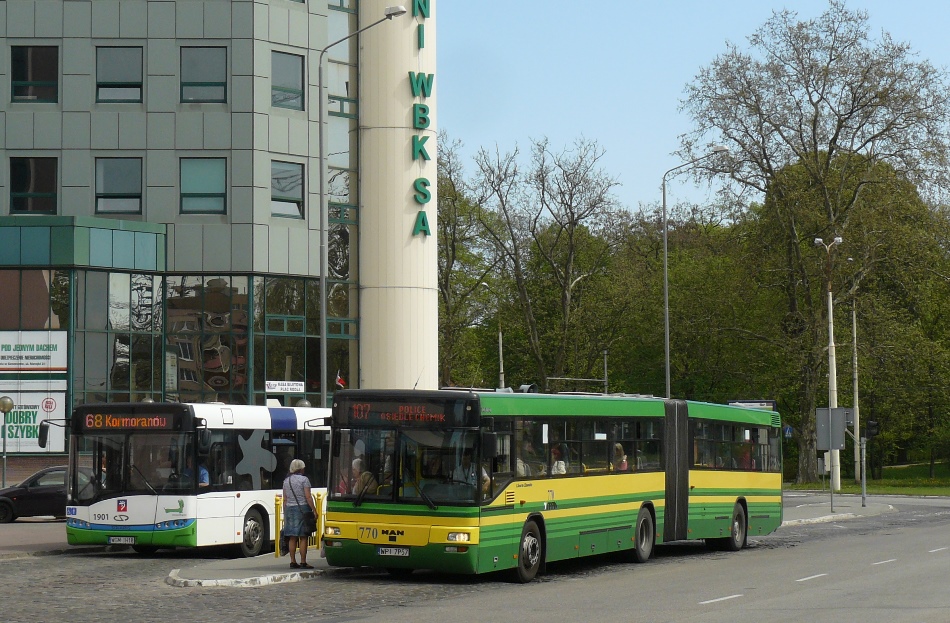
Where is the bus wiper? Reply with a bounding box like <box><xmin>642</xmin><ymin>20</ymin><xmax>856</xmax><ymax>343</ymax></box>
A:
<box><xmin>131</xmin><ymin>463</ymin><xmax>158</xmax><ymax>494</ymax></box>
<box><xmin>353</xmin><ymin>482</ymin><xmax>369</xmax><ymax>507</ymax></box>
<box><xmin>415</xmin><ymin>482</ymin><xmax>438</xmax><ymax>510</ymax></box>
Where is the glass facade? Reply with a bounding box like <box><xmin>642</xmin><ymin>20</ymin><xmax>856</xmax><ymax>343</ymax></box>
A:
<box><xmin>0</xmin><ymin>0</ymin><xmax>370</xmax><ymax>423</ymax></box>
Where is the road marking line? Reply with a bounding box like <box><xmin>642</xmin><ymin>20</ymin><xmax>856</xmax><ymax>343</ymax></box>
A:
<box><xmin>796</xmin><ymin>573</ymin><xmax>828</xmax><ymax>582</ymax></box>
<box><xmin>872</xmin><ymin>559</ymin><xmax>896</xmax><ymax>565</ymax></box>
<box><xmin>928</xmin><ymin>547</ymin><xmax>947</xmax><ymax>553</ymax></box>
<box><xmin>699</xmin><ymin>594</ymin><xmax>743</xmax><ymax>605</ymax></box>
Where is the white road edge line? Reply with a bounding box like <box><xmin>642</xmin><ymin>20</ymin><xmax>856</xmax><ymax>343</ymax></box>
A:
<box><xmin>699</xmin><ymin>594</ymin><xmax>743</xmax><ymax>605</ymax></box>
<box><xmin>796</xmin><ymin>573</ymin><xmax>828</xmax><ymax>582</ymax></box>
<box><xmin>872</xmin><ymin>559</ymin><xmax>896</xmax><ymax>565</ymax></box>
<box><xmin>929</xmin><ymin>547</ymin><xmax>948</xmax><ymax>553</ymax></box>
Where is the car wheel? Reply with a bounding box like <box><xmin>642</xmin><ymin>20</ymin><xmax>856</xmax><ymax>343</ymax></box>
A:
<box><xmin>0</xmin><ymin>501</ymin><xmax>14</xmax><ymax>523</ymax></box>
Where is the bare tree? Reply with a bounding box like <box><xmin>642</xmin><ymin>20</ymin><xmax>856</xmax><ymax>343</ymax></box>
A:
<box><xmin>473</xmin><ymin>137</ymin><xmax>624</xmax><ymax>389</ymax></box>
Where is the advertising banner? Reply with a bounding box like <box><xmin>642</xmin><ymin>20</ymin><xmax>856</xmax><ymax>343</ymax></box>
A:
<box><xmin>0</xmin><ymin>331</ymin><xmax>68</xmax><ymax>373</ymax></box>
<box><xmin>1</xmin><ymin>392</ymin><xmax>66</xmax><ymax>453</ymax></box>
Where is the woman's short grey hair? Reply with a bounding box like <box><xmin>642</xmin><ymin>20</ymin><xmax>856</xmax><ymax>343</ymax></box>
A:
<box><xmin>289</xmin><ymin>459</ymin><xmax>306</xmax><ymax>473</ymax></box>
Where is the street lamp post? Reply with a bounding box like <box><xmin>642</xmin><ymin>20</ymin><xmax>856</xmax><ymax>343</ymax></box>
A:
<box><xmin>482</xmin><ymin>283</ymin><xmax>505</xmax><ymax>389</ymax></box>
<box><xmin>816</xmin><ymin>236</ymin><xmax>843</xmax><ymax>491</ymax></box>
<box><xmin>850</xmin><ymin>266</ymin><xmax>861</xmax><ymax>485</ymax></box>
<box><xmin>0</xmin><ymin>395</ymin><xmax>14</xmax><ymax>488</ymax></box>
<box><xmin>318</xmin><ymin>5</ymin><xmax>407</xmax><ymax>408</ymax></box>
<box><xmin>661</xmin><ymin>146</ymin><xmax>728</xmax><ymax>398</ymax></box>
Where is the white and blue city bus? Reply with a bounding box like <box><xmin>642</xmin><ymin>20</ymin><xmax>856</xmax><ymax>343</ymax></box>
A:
<box><xmin>41</xmin><ymin>401</ymin><xmax>329</xmax><ymax>556</ymax></box>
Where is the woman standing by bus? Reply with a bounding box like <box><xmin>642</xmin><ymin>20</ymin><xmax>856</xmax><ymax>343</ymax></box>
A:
<box><xmin>282</xmin><ymin>459</ymin><xmax>318</xmax><ymax>569</ymax></box>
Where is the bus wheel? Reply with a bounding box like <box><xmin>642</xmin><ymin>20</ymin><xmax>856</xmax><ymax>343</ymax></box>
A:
<box><xmin>514</xmin><ymin>520</ymin><xmax>542</xmax><ymax>583</ymax></box>
<box><xmin>633</xmin><ymin>506</ymin><xmax>655</xmax><ymax>563</ymax></box>
<box><xmin>724</xmin><ymin>503</ymin><xmax>747</xmax><ymax>552</ymax></box>
<box><xmin>241</xmin><ymin>508</ymin><xmax>266</xmax><ymax>557</ymax></box>
<box><xmin>132</xmin><ymin>545</ymin><xmax>159</xmax><ymax>555</ymax></box>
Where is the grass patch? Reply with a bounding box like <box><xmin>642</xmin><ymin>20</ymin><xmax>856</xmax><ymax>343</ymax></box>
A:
<box><xmin>786</xmin><ymin>461</ymin><xmax>950</xmax><ymax>497</ymax></box>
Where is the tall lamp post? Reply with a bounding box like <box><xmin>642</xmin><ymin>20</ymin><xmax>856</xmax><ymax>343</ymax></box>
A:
<box><xmin>481</xmin><ymin>282</ymin><xmax>505</xmax><ymax>389</ymax></box>
<box><xmin>848</xmin><ymin>257</ymin><xmax>861</xmax><ymax>484</ymax></box>
<box><xmin>816</xmin><ymin>236</ymin><xmax>843</xmax><ymax>491</ymax></box>
<box><xmin>0</xmin><ymin>395</ymin><xmax>14</xmax><ymax>488</ymax></box>
<box><xmin>318</xmin><ymin>5</ymin><xmax>407</xmax><ymax>408</ymax></box>
<box><xmin>661</xmin><ymin>145</ymin><xmax>728</xmax><ymax>398</ymax></box>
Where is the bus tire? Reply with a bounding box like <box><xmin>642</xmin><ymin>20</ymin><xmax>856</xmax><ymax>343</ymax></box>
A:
<box><xmin>514</xmin><ymin>520</ymin><xmax>542</xmax><ymax>583</ymax></box>
<box><xmin>633</xmin><ymin>506</ymin><xmax>655</xmax><ymax>563</ymax></box>
<box><xmin>724</xmin><ymin>502</ymin><xmax>747</xmax><ymax>552</ymax></box>
<box><xmin>240</xmin><ymin>508</ymin><xmax>266</xmax><ymax>557</ymax></box>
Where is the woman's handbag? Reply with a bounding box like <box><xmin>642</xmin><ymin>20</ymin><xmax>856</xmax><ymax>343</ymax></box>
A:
<box><xmin>301</xmin><ymin>509</ymin><xmax>317</xmax><ymax>535</ymax></box>
<box><xmin>288</xmin><ymin>475</ymin><xmax>318</xmax><ymax>535</ymax></box>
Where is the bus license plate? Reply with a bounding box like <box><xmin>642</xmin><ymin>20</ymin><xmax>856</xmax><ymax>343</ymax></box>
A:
<box><xmin>108</xmin><ymin>536</ymin><xmax>136</xmax><ymax>545</ymax></box>
<box><xmin>378</xmin><ymin>547</ymin><xmax>409</xmax><ymax>557</ymax></box>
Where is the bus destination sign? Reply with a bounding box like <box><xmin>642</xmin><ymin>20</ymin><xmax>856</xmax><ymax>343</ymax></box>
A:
<box><xmin>336</xmin><ymin>399</ymin><xmax>478</xmax><ymax>428</ymax></box>
<box><xmin>79</xmin><ymin>412</ymin><xmax>177</xmax><ymax>432</ymax></box>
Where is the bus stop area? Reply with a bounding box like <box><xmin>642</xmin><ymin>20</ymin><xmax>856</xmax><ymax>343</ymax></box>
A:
<box><xmin>0</xmin><ymin>494</ymin><xmax>895</xmax><ymax>587</ymax></box>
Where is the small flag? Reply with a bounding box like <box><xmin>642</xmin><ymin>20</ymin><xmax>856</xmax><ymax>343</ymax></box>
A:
<box><xmin>335</xmin><ymin>370</ymin><xmax>346</xmax><ymax>389</ymax></box>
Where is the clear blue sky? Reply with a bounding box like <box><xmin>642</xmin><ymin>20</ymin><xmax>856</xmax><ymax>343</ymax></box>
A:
<box><xmin>437</xmin><ymin>1</ymin><xmax>950</xmax><ymax>212</ymax></box>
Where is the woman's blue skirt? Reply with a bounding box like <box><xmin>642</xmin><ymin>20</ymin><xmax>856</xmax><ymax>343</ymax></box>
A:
<box><xmin>283</xmin><ymin>505</ymin><xmax>310</xmax><ymax>537</ymax></box>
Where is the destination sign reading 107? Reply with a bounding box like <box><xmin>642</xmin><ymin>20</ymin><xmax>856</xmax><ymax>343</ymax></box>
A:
<box><xmin>339</xmin><ymin>399</ymin><xmax>477</xmax><ymax>428</ymax></box>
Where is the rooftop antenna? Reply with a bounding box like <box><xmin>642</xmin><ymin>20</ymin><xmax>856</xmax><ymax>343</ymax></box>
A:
<box><xmin>413</xmin><ymin>366</ymin><xmax>425</xmax><ymax>390</ymax></box>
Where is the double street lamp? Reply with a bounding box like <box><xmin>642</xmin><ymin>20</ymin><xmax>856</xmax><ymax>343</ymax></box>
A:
<box><xmin>816</xmin><ymin>236</ymin><xmax>843</xmax><ymax>491</ymax></box>
<box><xmin>661</xmin><ymin>146</ymin><xmax>728</xmax><ymax>398</ymax></box>
<box><xmin>317</xmin><ymin>5</ymin><xmax>407</xmax><ymax>407</ymax></box>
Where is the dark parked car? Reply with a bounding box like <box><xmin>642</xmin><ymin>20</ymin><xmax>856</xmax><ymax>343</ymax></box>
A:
<box><xmin>0</xmin><ymin>466</ymin><xmax>94</xmax><ymax>523</ymax></box>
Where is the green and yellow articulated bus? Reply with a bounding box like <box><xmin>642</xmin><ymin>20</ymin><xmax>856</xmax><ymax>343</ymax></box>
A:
<box><xmin>323</xmin><ymin>389</ymin><xmax>783</xmax><ymax>582</ymax></box>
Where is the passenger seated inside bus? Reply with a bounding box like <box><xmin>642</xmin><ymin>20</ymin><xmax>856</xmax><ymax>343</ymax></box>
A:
<box><xmin>549</xmin><ymin>444</ymin><xmax>567</xmax><ymax>475</ymax></box>
<box><xmin>350</xmin><ymin>458</ymin><xmax>378</xmax><ymax>495</ymax></box>
<box><xmin>612</xmin><ymin>443</ymin><xmax>629</xmax><ymax>472</ymax></box>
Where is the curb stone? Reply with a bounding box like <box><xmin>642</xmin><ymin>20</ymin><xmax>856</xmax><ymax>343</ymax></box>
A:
<box><xmin>166</xmin><ymin>567</ymin><xmax>325</xmax><ymax>588</ymax></box>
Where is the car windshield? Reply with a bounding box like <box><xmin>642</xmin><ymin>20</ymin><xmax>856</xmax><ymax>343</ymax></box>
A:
<box><xmin>331</xmin><ymin>428</ymin><xmax>482</xmax><ymax>505</ymax></box>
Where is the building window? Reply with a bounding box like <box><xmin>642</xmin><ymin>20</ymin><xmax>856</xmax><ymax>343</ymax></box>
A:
<box><xmin>96</xmin><ymin>47</ymin><xmax>143</xmax><ymax>103</ymax></box>
<box><xmin>95</xmin><ymin>158</ymin><xmax>142</xmax><ymax>214</ymax></box>
<box><xmin>10</xmin><ymin>157</ymin><xmax>57</xmax><ymax>214</ymax></box>
<box><xmin>272</xmin><ymin>51</ymin><xmax>304</xmax><ymax>110</ymax></box>
<box><xmin>271</xmin><ymin>161</ymin><xmax>304</xmax><ymax>218</ymax></box>
<box><xmin>180</xmin><ymin>47</ymin><xmax>227</xmax><ymax>103</ymax></box>
<box><xmin>11</xmin><ymin>46</ymin><xmax>58</xmax><ymax>103</ymax></box>
<box><xmin>180</xmin><ymin>158</ymin><xmax>226</xmax><ymax>214</ymax></box>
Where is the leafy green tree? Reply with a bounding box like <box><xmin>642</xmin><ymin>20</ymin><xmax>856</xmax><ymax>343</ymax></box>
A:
<box><xmin>436</xmin><ymin>133</ymin><xmax>501</xmax><ymax>388</ymax></box>
<box><xmin>679</xmin><ymin>1</ymin><xmax>950</xmax><ymax>481</ymax></box>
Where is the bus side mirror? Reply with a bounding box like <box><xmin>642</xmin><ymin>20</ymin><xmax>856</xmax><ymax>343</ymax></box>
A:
<box><xmin>197</xmin><ymin>429</ymin><xmax>212</xmax><ymax>453</ymax></box>
<box><xmin>39</xmin><ymin>421</ymin><xmax>49</xmax><ymax>448</ymax></box>
<box><xmin>481</xmin><ymin>432</ymin><xmax>498</xmax><ymax>458</ymax></box>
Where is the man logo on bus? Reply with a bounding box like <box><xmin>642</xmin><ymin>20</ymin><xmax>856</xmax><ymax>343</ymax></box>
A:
<box><xmin>117</xmin><ymin>500</ymin><xmax>127</xmax><ymax>512</ymax></box>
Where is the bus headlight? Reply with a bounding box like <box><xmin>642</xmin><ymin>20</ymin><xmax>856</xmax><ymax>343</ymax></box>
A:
<box><xmin>325</xmin><ymin>526</ymin><xmax>341</xmax><ymax>536</ymax></box>
<box><xmin>447</xmin><ymin>532</ymin><xmax>470</xmax><ymax>542</ymax></box>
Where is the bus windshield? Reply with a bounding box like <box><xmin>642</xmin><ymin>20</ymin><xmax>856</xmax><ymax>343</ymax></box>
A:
<box><xmin>70</xmin><ymin>430</ymin><xmax>198</xmax><ymax>502</ymax></box>
<box><xmin>331</xmin><ymin>428</ymin><xmax>484</xmax><ymax>505</ymax></box>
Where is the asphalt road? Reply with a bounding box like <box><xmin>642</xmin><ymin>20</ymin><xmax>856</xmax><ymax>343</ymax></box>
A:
<box><xmin>1</xmin><ymin>494</ymin><xmax>948</xmax><ymax>623</ymax></box>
